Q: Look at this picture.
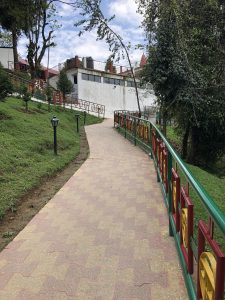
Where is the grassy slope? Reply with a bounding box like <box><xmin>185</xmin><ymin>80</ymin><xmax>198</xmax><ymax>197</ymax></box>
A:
<box><xmin>0</xmin><ymin>97</ymin><xmax>101</xmax><ymax>218</ymax></box>
<box><xmin>166</xmin><ymin>125</ymin><xmax>225</xmax><ymax>248</ymax></box>
<box><xmin>166</xmin><ymin>126</ymin><xmax>225</xmax><ymax>210</ymax></box>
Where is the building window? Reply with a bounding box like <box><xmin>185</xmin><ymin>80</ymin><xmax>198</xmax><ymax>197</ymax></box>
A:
<box><xmin>74</xmin><ymin>75</ymin><xmax>77</xmax><ymax>84</ymax></box>
<box><xmin>103</xmin><ymin>77</ymin><xmax>125</xmax><ymax>86</ymax></box>
<box><xmin>127</xmin><ymin>80</ymin><xmax>135</xmax><ymax>88</ymax></box>
<box><xmin>127</xmin><ymin>80</ymin><xmax>141</xmax><ymax>88</ymax></box>
<box><xmin>103</xmin><ymin>77</ymin><xmax>110</xmax><ymax>84</ymax></box>
<box><xmin>81</xmin><ymin>73</ymin><xmax>101</xmax><ymax>83</ymax></box>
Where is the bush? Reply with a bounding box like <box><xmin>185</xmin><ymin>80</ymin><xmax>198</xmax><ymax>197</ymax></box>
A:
<box><xmin>21</xmin><ymin>86</ymin><xmax>31</xmax><ymax>112</ymax></box>
<box><xmin>0</xmin><ymin>63</ymin><xmax>13</xmax><ymax>100</ymax></box>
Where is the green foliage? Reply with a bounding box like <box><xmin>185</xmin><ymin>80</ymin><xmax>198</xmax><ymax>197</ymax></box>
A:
<box><xmin>138</xmin><ymin>0</ymin><xmax>225</xmax><ymax>165</ymax></box>
<box><xmin>0</xmin><ymin>0</ymin><xmax>58</xmax><ymax>78</ymax></box>
<box><xmin>13</xmin><ymin>70</ymin><xmax>31</xmax><ymax>81</ymax></box>
<box><xmin>0</xmin><ymin>0</ymin><xmax>29</xmax><ymax>64</ymax></box>
<box><xmin>0</xmin><ymin>97</ymin><xmax>101</xmax><ymax>218</ymax></box>
<box><xmin>0</xmin><ymin>28</ymin><xmax>12</xmax><ymax>47</ymax></box>
<box><xmin>37</xmin><ymin>101</ymin><xmax>42</xmax><ymax>110</ymax></box>
<box><xmin>45</xmin><ymin>85</ymin><xmax>53</xmax><ymax>102</ymax></box>
<box><xmin>0</xmin><ymin>64</ymin><xmax>13</xmax><ymax>100</ymax></box>
<box><xmin>25</xmin><ymin>0</ymin><xmax>59</xmax><ymax>79</ymax></box>
<box><xmin>57</xmin><ymin>70</ymin><xmax>73</xmax><ymax>97</ymax></box>
<box><xmin>33</xmin><ymin>88</ymin><xmax>46</xmax><ymax>101</ymax></box>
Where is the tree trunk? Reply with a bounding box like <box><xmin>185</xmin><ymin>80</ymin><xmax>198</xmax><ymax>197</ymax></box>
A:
<box><xmin>181</xmin><ymin>122</ymin><xmax>190</xmax><ymax>159</ymax></box>
<box><xmin>29</xmin><ymin>66</ymin><xmax>36</xmax><ymax>80</ymax></box>
<box><xmin>63</xmin><ymin>94</ymin><xmax>66</xmax><ymax>110</ymax></box>
<box><xmin>188</xmin><ymin>126</ymin><xmax>199</xmax><ymax>164</ymax></box>
<box><xmin>162</xmin><ymin>109</ymin><xmax>167</xmax><ymax>137</ymax></box>
<box><xmin>12</xmin><ymin>29</ymin><xmax>18</xmax><ymax>70</ymax></box>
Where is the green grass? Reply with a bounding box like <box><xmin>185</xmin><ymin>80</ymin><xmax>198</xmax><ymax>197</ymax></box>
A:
<box><xmin>166</xmin><ymin>125</ymin><xmax>225</xmax><ymax>249</ymax></box>
<box><xmin>0</xmin><ymin>97</ymin><xmax>101</xmax><ymax>218</ymax></box>
<box><xmin>166</xmin><ymin>126</ymin><xmax>182</xmax><ymax>144</ymax></box>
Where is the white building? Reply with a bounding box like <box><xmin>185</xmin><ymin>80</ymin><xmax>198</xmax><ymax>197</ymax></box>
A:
<box><xmin>49</xmin><ymin>57</ymin><xmax>156</xmax><ymax>118</ymax></box>
<box><xmin>0</xmin><ymin>47</ymin><xmax>14</xmax><ymax>70</ymax></box>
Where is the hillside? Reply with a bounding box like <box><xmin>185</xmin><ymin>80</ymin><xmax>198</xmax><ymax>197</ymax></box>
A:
<box><xmin>0</xmin><ymin>97</ymin><xmax>100</xmax><ymax>218</ymax></box>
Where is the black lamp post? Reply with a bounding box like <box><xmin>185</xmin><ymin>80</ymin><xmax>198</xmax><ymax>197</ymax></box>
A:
<box><xmin>51</xmin><ymin>116</ymin><xmax>59</xmax><ymax>155</ymax></box>
<box><xmin>83</xmin><ymin>111</ymin><xmax>87</xmax><ymax>125</ymax></box>
<box><xmin>75</xmin><ymin>113</ymin><xmax>80</xmax><ymax>133</ymax></box>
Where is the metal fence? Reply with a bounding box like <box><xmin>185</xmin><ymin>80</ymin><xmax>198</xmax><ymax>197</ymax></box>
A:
<box><xmin>114</xmin><ymin>110</ymin><xmax>225</xmax><ymax>300</ymax></box>
<box><xmin>52</xmin><ymin>92</ymin><xmax>105</xmax><ymax>118</ymax></box>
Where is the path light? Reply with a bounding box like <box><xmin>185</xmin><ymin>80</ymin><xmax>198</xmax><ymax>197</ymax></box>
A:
<box><xmin>75</xmin><ymin>113</ymin><xmax>80</xmax><ymax>133</ymax></box>
<box><xmin>83</xmin><ymin>111</ymin><xmax>87</xmax><ymax>125</ymax></box>
<box><xmin>51</xmin><ymin>116</ymin><xmax>59</xmax><ymax>155</ymax></box>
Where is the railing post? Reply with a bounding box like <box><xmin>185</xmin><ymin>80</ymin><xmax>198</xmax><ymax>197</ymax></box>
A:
<box><xmin>114</xmin><ymin>111</ymin><xmax>115</xmax><ymax>128</ymax></box>
<box><xmin>149</xmin><ymin>122</ymin><xmax>153</xmax><ymax>159</ymax></box>
<box><xmin>167</xmin><ymin>151</ymin><xmax>173</xmax><ymax>236</ymax></box>
<box><xmin>124</xmin><ymin>113</ymin><xmax>127</xmax><ymax>139</ymax></box>
<box><xmin>134</xmin><ymin>117</ymin><xmax>137</xmax><ymax>146</ymax></box>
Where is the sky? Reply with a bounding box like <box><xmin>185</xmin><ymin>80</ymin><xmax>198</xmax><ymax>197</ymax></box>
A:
<box><xmin>17</xmin><ymin>0</ymin><xmax>146</xmax><ymax>70</ymax></box>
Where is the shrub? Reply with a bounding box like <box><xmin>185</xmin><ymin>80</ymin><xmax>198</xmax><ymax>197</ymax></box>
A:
<box><xmin>0</xmin><ymin>63</ymin><xmax>13</xmax><ymax>100</ymax></box>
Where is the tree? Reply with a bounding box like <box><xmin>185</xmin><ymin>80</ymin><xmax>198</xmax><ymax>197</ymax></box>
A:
<box><xmin>0</xmin><ymin>0</ymin><xmax>26</xmax><ymax>68</ymax></box>
<box><xmin>74</xmin><ymin>0</ymin><xmax>141</xmax><ymax>116</ymax></box>
<box><xmin>137</xmin><ymin>0</ymin><xmax>225</xmax><ymax>165</ymax></box>
<box><xmin>24</xmin><ymin>0</ymin><xmax>58</xmax><ymax>79</ymax></box>
<box><xmin>21</xmin><ymin>86</ymin><xmax>31</xmax><ymax>112</ymax></box>
<box><xmin>56</xmin><ymin>70</ymin><xmax>73</xmax><ymax>109</ymax></box>
<box><xmin>0</xmin><ymin>28</ymin><xmax>12</xmax><ymax>47</ymax></box>
<box><xmin>0</xmin><ymin>63</ymin><xmax>13</xmax><ymax>100</ymax></box>
<box><xmin>0</xmin><ymin>0</ymin><xmax>58</xmax><ymax>78</ymax></box>
<box><xmin>45</xmin><ymin>85</ymin><xmax>53</xmax><ymax>112</ymax></box>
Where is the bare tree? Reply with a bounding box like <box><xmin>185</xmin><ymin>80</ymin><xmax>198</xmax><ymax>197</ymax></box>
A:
<box><xmin>25</xmin><ymin>0</ymin><xmax>59</xmax><ymax>79</ymax></box>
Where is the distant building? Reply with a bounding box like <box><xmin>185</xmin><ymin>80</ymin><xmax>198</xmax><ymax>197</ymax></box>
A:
<box><xmin>0</xmin><ymin>47</ymin><xmax>14</xmax><ymax>69</ymax></box>
<box><xmin>0</xmin><ymin>48</ymin><xmax>58</xmax><ymax>80</ymax></box>
<box><xmin>49</xmin><ymin>55</ymin><xmax>156</xmax><ymax>118</ymax></box>
<box><xmin>17</xmin><ymin>57</ymin><xmax>29</xmax><ymax>72</ymax></box>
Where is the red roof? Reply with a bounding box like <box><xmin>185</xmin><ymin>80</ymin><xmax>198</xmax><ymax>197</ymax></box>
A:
<box><xmin>18</xmin><ymin>57</ymin><xmax>29</xmax><ymax>66</ymax></box>
<box><xmin>18</xmin><ymin>57</ymin><xmax>58</xmax><ymax>75</ymax></box>
<box><xmin>42</xmin><ymin>66</ymin><xmax>59</xmax><ymax>75</ymax></box>
<box><xmin>140</xmin><ymin>54</ymin><xmax>147</xmax><ymax>67</ymax></box>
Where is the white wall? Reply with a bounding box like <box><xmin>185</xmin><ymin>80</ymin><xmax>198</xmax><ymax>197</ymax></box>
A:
<box><xmin>0</xmin><ymin>48</ymin><xmax>14</xmax><ymax>69</ymax></box>
<box><xmin>50</xmin><ymin>68</ymin><xmax>156</xmax><ymax>118</ymax></box>
<box><xmin>77</xmin><ymin>70</ymin><xmax>156</xmax><ymax>118</ymax></box>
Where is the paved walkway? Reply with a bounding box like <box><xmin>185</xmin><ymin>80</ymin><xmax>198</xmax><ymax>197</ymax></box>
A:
<box><xmin>0</xmin><ymin>120</ymin><xmax>188</xmax><ymax>300</ymax></box>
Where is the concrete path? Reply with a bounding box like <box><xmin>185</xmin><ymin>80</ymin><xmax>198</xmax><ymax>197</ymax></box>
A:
<box><xmin>0</xmin><ymin>120</ymin><xmax>188</xmax><ymax>300</ymax></box>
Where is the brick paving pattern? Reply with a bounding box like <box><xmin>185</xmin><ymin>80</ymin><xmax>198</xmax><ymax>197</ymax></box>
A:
<box><xmin>0</xmin><ymin>119</ymin><xmax>188</xmax><ymax>299</ymax></box>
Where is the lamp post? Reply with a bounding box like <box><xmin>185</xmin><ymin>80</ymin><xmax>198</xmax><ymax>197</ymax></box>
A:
<box><xmin>51</xmin><ymin>116</ymin><xmax>59</xmax><ymax>155</ymax></box>
<box><xmin>83</xmin><ymin>111</ymin><xmax>87</xmax><ymax>125</ymax></box>
<box><xmin>75</xmin><ymin>113</ymin><xmax>80</xmax><ymax>133</ymax></box>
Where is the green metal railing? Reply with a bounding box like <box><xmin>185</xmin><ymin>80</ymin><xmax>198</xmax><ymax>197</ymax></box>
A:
<box><xmin>114</xmin><ymin>110</ymin><xmax>225</xmax><ymax>300</ymax></box>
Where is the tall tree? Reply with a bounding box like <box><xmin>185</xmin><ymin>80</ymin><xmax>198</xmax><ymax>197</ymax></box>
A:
<box><xmin>24</xmin><ymin>0</ymin><xmax>58</xmax><ymax>79</ymax></box>
<box><xmin>137</xmin><ymin>0</ymin><xmax>225</xmax><ymax>165</ymax></box>
<box><xmin>57</xmin><ymin>70</ymin><xmax>73</xmax><ymax>109</ymax></box>
<box><xmin>0</xmin><ymin>0</ymin><xmax>27</xmax><ymax>68</ymax></box>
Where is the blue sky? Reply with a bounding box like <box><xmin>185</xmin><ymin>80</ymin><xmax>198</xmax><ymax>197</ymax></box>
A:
<box><xmin>18</xmin><ymin>0</ymin><xmax>145</xmax><ymax>70</ymax></box>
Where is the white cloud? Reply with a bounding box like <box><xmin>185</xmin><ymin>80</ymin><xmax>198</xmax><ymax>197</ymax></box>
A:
<box><xmin>17</xmin><ymin>0</ymin><xmax>145</xmax><ymax>71</ymax></box>
<box><xmin>108</xmin><ymin>0</ymin><xmax>142</xmax><ymax>26</ymax></box>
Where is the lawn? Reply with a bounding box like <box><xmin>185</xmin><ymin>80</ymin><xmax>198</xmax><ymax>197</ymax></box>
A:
<box><xmin>165</xmin><ymin>126</ymin><xmax>225</xmax><ymax>208</ymax></box>
<box><xmin>165</xmin><ymin>125</ymin><xmax>225</xmax><ymax>248</ymax></box>
<box><xmin>0</xmin><ymin>97</ymin><xmax>101</xmax><ymax>218</ymax></box>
